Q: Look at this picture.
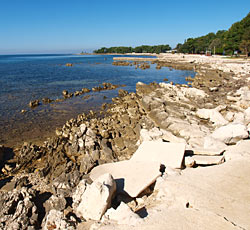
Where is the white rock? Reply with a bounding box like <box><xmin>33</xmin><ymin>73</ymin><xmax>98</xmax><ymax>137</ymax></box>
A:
<box><xmin>43</xmin><ymin>209</ymin><xmax>74</xmax><ymax>230</ymax></box>
<box><xmin>181</xmin><ymin>87</ymin><xmax>207</xmax><ymax>98</ymax></box>
<box><xmin>76</xmin><ymin>173</ymin><xmax>116</xmax><ymax>220</ymax></box>
<box><xmin>103</xmin><ymin>202</ymin><xmax>142</xmax><ymax>226</ymax></box>
<box><xmin>161</xmin><ymin>130</ymin><xmax>187</xmax><ymax>144</ymax></box>
<box><xmin>185</xmin><ymin>156</ymin><xmax>196</xmax><ymax>167</ymax></box>
<box><xmin>203</xmin><ymin>136</ymin><xmax>227</xmax><ymax>150</ymax></box>
<box><xmin>192</xmin><ymin>148</ymin><xmax>225</xmax><ymax>156</ymax></box>
<box><xmin>225</xmin><ymin>111</ymin><xmax>234</xmax><ymax>122</ymax></box>
<box><xmin>130</xmin><ymin>141</ymin><xmax>186</xmax><ymax>169</ymax></box>
<box><xmin>224</xmin><ymin>140</ymin><xmax>250</xmax><ymax>161</ymax></box>
<box><xmin>244</xmin><ymin>107</ymin><xmax>250</xmax><ymax>124</ymax></box>
<box><xmin>191</xmin><ymin>155</ymin><xmax>225</xmax><ymax>165</ymax></box>
<box><xmin>90</xmin><ymin>161</ymin><xmax>161</xmax><ymax>197</ymax></box>
<box><xmin>140</xmin><ymin>128</ymin><xmax>163</xmax><ymax>142</ymax></box>
<box><xmin>227</xmin><ymin>96</ymin><xmax>238</xmax><ymax>102</ymax></box>
<box><xmin>211</xmin><ymin>123</ymin><xmax>249</xmax><ymax>144</ymax></box>
<box><xmin>72</xmin><ymin>179</ymin><xmax>87</xmax><ymax>210</ymax></box>
<box><xmin>196</xmin><ymin>108</ymin><xmax>228</xmax><ymax>126</ymax></box>
<box><xmin>233</xmin><ymin>112</ymin><xmax>245</xmax><ymax>124</ymax></box>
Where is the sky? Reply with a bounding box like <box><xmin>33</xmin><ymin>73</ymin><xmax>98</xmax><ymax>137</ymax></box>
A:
<box><xmin>0</xmin><ymin>0</ymin><xmax>249</xmax><ymax>54</ymax></box>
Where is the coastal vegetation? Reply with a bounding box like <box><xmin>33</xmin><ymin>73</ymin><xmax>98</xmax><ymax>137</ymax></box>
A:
<box><xmin>176</xmin><ymin>12</ymin><xmax>250</xmax><ymax>55</ymax></box>
<box><xmin>94</xmin><ymin>44</ymin><xmax>171</xmax><ymax>54</ymax></box>
<box><xmin>94</xmin><ymin>12</ymin><xmax>250</xmax><ymax>56</ymax></box>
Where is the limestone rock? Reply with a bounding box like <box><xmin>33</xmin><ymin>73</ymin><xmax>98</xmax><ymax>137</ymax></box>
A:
<box><xmin>43</xmin><ymin>209</ymin><xmax>75</xmax><ymax>230</ymax></box>
<box><xmin>44</xmin><ymin>195</ymin><xmax>67</xmax><ymax>213</ymax></box>
<box><xmin>103</xmin><ymin>202</ymin><xmax>142</xmax><ymax>226</ymax></box>
<box><xmin>0</xmin><ymin>188</ymin><xmax>38</xmax><ymax>230</ymax></box>
<box><xmin>76</xmin><ymin>173</ymin><xmax>116</xmax><ymax>220</ymax></box>
<box><xmin>139</xmin><ymin>128</ymin><xmax>163</xmax><ymax>142</ymax></box>
<box><xmin>203</xmin><ymin>136</ymin><xmax>227</xmax><ymax>150</ymax></box>
<box><xmin>184</xmin><ymin>156</ymin><xmax>196</xmax><ymax>167</ymax></box>
<box><xmin>191</xmin><ymin>155</ymin><xmax>225</xmax><ymax>166</ymax></box>
<box><xmin>130</xmin><ymin>141</ymin><xmax>186</xmax><ymax>169</ymax></box>
<box><xmin>192</xmin><ymin>148</ymin><xmax>225</xmax><ymax>156</ymax></box>
<box><xmin>72</xmin><ymin>179</ymin><xmax>88</xmax><ymax>211</ymax></box>
<box><xmin>90</xmin><ymin>161</ymin><xmax>161</xmax><ymax>197</ymax></box>
<box><xmin>196</xmin><ymin>108</ymin><xmax>228</xmax><ymax>126</ymax></box>
<box><xmin>211</xmin><ymin>123</ymin><xmax>249</xmax><ymax>144</ymax></box>
<box><xmin>181</xmin><ymin>87</ymin><xmax>207</xmax><ymax>98</ymax></box>
<box><xmin>161</xmin><ymin>130</ymin><xmax>187</xmax><ymax>144</ymax></box>
<box><xmin>224</xmin><ymin>140</ymin><xmax>250</xmax><ymax>161</ymax></box>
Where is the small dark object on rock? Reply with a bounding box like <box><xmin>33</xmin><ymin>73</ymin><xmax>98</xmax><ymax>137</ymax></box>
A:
<box><xmin>62</xmin><ymin>90</ymin><xmax>68</xmax><ymax>96</ymax></box>
<box><xmin>29</xmin><ymin>100</ymin><xmax>40</xmax><ymax>108</ymax></box>
<box><xmin>42</xmin><ymin>98</ymin><xmax>53</xmax><ymax>103</ymax></box>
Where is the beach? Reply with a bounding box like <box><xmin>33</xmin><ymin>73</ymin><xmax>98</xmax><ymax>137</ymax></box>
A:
<box><xmin>0</xmin><ymin>53</ymin><xmax>250</xmax><ymax>229</ymax></box>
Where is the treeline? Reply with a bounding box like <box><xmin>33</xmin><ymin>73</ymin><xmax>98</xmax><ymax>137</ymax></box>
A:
<box><xmin>176</xmin><ymin>12</ymin><xmax>250</xmax><ymax>55</ymax></box>
<box><xmin>94</xmin><ymin>44</ymin><xmax>171</xmax><ymax>54</ymax></box>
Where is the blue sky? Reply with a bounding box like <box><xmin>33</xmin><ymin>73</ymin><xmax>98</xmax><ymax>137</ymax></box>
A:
<box><xmin>0</xmin><ymin>0</ymin><xmax>249</xmax><ymax>54</ymax></box>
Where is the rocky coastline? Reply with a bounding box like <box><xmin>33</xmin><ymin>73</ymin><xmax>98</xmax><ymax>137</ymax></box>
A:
<box><xmin>0</xmin><ymin>54</ymin><xmax>250</xmax><ymax>229</ymax></box>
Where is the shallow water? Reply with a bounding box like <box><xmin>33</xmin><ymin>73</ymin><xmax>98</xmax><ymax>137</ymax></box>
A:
<box><xmin>0</xmin><ymin>54</ymin><xmax>195</xmax><ymax>147</ymax></box>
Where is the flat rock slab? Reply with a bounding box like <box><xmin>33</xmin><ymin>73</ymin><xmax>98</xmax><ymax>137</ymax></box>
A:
<box><xmin>90</xmin><ymin>160</ymin><xmax>161</xmax><ymax>198</ymax></box>
<box><xmin>130</xmin><ymin>141</ymin><xmax>186</xmax><ymax>169</ymax></box>
<box><xmin>192</xmin><ymin>155</ymin><xmax>225</xmax><ymax>166</ymax></box>
<box><xmin>192</xmin><ymin>148</ymin><xmax>225</xmax><ymax>156</ymax></box>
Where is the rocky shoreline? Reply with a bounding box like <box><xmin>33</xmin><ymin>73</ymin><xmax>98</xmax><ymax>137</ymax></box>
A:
<box><xmin>0</xmin><ymin>54</ymin><xmax>250</xmax><ymax>229</ymax></box>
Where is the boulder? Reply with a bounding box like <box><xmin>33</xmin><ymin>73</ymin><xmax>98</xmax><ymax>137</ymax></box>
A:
<box><xmin>184</xmin><ymin>156</ymin><xmax>196</xmax><ymax>167</ymax></box>
<box><xmin>161</xmin><ymin>130</ymin><xmax>187</xmax><ymax>144</ymax></box>
<box><xmin>139</xmin><ymin>128</ymin><xmax>163</xmax><ymax>142</ymax></box>
<box><xmin>196</xmin><ymin>108</ymin><xmax>228</xmax><ymax>126</ymax></box>
<box><xmin>130</xmin><ymin>141</ymin><xmax>186</xmax><ymax>169</ymax></box>
<box><xmin>103</xmin><ymin>202</ymin><xmax>142</xmax><ymax>226</ymax></box>
<box><xmin>224</xmin><ymin>140</ymin><xmax>250</xmax><ymax>161</ymax></box>
<box><xmin>90</xmin><ymin>161</ymin><xmax>161</xmax><ymax>197</ymax></box>
<box><xmin>75</xmin><ymin>173</ymin><xmax>116</xmax><ymax>220</ymax></box>
<box><xmin>181</xmin><ymin>87</ymin><xmax>207</xmax><ymax>98</ymax></box>
<box><xmin>211</xmin><ymin>123</ymin><xmax>249</xmax><ymax>144</ymax></box>
<box><xmin>203</xmin><ymin>136</ymin><xmax>227</xmax><ymax>150</ymax></box>
<box><xmin>43</xmin><ymin>195</ymin><xmax>67</xmax><ymax>213</ymax></box>
<box><xmin>43</xmin><ymin>209</ymin><xmax>75</xmax><ymax>230</ymax></box>
<box><xmin>72</xmin><ymin>179</ymin><xmax>88</xmax><ymax>211</ymax></box>
<box><xmin>244</xmin><ymin>107</ymin><xmax>250</xmax><ymax>124</ymax></box>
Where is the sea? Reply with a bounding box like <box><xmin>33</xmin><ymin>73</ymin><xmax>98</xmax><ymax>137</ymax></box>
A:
<box><xmin>0</xmin><ymin>54</ymin><xmax>195</xmax><ymax>147</ymax></box>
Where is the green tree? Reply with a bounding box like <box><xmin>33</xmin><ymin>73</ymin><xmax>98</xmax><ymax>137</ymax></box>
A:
<box><xmin>240</xmin><ymin>30</ymin><xmax>250</xmax><ymax>56</ymax></box>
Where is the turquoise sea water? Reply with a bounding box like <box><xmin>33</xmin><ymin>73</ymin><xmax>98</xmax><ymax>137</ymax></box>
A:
<box><xmin>0</xmin><ymin>54</ymin><xmax>195</xmax><ymax>146</ymax></box>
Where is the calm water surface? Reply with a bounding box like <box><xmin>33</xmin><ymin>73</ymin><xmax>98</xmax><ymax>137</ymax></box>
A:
<box><xmin>0</xmin><ymin>54</ymin><xmax>195</xmax><ymax>146</ymax></box>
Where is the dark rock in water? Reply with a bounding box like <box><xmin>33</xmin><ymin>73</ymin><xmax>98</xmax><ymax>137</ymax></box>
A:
<box><xmin>74</xmin><ymin>91</ymin><xmax>82</xmax><ymax>96</ymax></box>
<box><xmin>29</xmin><ymin>100</ymin><xmax>40</xmax><ymax>108</ymax></box>
<box><xmin>163</xmin><ymin>78</ymin><xmax>168</xmax><ymax>82</ymax></box>
<box><xmin>185</xmin><ymin>76</ymin><xmax>194</xmax><ymax>82</ymax></box>
<box><xmin>42</xmin><ymin>98</ymin><xmax>53</xmax><ymax>104</ymax></box>
<box><xmin>118</xmin><ymin>89</ymin><xmax>129</xmax><ymax>98</ymax></box>
<box><xmin>112</xmin><ymin>61</ymin><xmax>130</xmax><ymax>66</ymax></box>
<box><xmin>139</xmin><ymin>62</ymin><xmax>150</xmax><ymax>70</ymax></box>
<box><xmin>62</xmin><ymin>90</ymin><xmax>68</xmax><ymax>96</ymax></box>
<box><xmin>82</xmin><ymin>88</ymin><xmax>90</xmax><ymax>93</ymax></box>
